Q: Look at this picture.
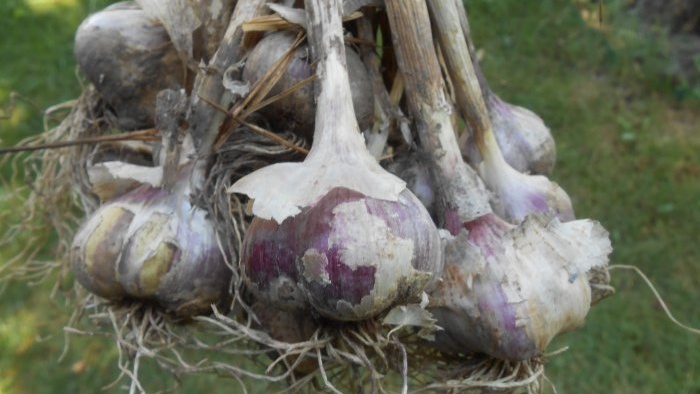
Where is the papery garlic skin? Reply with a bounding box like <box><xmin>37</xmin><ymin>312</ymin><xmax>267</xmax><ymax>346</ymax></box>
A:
<box><xmin>429</xmin><ymin>213</ymin><xmax>611</xmax><ymax>360</ymax></box>
<box><xmin>71</xmin><ymin>169</ymin><xmax>231</xmax><ymax>317</ymax></box>
<box><xmin>243</xmin><ymin>188</ymin><xmax>442</xmax><ymax>321</ymax></box>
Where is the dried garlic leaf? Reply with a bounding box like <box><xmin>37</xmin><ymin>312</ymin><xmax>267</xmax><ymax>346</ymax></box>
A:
<box><xmin>267</xmin><ymin>3</ymin><xmax>306</xmax><ymax>28</ymax></box>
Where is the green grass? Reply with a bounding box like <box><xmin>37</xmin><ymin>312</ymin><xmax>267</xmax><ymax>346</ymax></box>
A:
<box><xmin>1</xmin><ymin>0</ymin><xmax>699</xmax><ymax>393</ymax></box>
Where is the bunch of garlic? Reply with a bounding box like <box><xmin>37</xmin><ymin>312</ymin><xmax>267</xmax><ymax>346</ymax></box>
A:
<box><xmin>385</xmin><ymin>0</ymin><xmax>612</xmax><ymax>361</ymax></box>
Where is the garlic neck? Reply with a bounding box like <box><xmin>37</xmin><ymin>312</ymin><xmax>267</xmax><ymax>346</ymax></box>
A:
<box><xmin>304</xmin><ymin>0</ymin><xmax>370</xmax><ymax>166</ymax></box>
<box><xmin>480</xmin><ymin>124</ymin><xmax>509</xmax><ymax>172</ymax></box>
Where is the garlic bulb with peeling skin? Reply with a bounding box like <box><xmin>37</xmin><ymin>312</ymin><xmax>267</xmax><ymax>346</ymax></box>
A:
<box><xmin>430</xmin><ymin>212</ymin><xmax>611</xmax><ymax>360</ymax></box>
<box><xmin>231</xmin><ymin>0</ymin><xmax>442</xmax><ymax>321</ymax></box>
<box><xmin>74</xmin><ymin>1</ymin><xmax>184</xmax><ymax>130</ymax></box>
<box><xmin>71</xmin><ymin>164</ymin><xmax>231</xmax><ymax>317</ymax></box>
<box><xmin>242</xmin><ymin>31</ymin><xmax>374</xmax><ymax>141</ymax></box>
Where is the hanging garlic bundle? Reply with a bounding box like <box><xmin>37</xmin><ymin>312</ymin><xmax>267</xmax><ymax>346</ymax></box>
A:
<box><xmin>387</xmin><ymin>0</ymin><xmax>611</xmax><ymax>361</ymax></box>
<box><xmin>71</xmin><ymin>91</ymin><xmax>231</xmax><ymax>318</ymax></box>
<box><xmin>3</xmin><ymin>0</ymin><xmax>625</xmax><ymax>390</ymax></box>
<box><xmin>452</xmin><ymin>0</ymin><xmax>556</xmax><ymax>176</ymax></box>
<box><xmin>230</xmin><ymin>0</ymin><xmax>442</xmax><ymax>321</ymax></box>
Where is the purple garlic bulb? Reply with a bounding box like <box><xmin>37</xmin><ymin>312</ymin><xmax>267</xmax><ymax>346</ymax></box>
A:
<box><xmin>71</xmin><ymin>168</ymin><xmax>231</xmax><ymax>317</ymax></box>
<box><xmin>243</xmin><ymin>187</ymin><xmax>442</xmax><ymax>321</ymax></box>
<box><xmin>429</xmin><ymin>213</ymin><xmax>611</xmax><ymax>360</ymax></box>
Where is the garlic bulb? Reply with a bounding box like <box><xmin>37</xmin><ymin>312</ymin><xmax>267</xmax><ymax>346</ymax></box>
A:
<box><xmin>242</xmin><ymin>30</ymin><xmax>374</xmax><ymax>140</ymax></box>
<box><xmin>74</xmin><ymin>1</ymin><xmax>184</xmax><ymax>130</ymax></box>
<box><xmin>461</xmin><ymin>93</ymin><xmax>557</xmax><ymax>176</ymax></box>
<box><xmin>430</xmin><ymin>213</ymin><xmax>611</xmax><ymax>360</ymax></box>
<box><xmin>71</xmin><ymin>165</ymin><xmax>231</xmax><ymax>317</ymax></box>
<box><xmin>485</xmin><ymin>93</ymin><xmax>556</xmax><ymax>175</ymax></box>
<box><xmin>230</xmin><ymin>0</ymin><xmax>442</xmax><ymax>321</ymax></box>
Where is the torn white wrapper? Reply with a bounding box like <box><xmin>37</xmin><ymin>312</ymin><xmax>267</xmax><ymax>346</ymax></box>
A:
<box><xmin>228</xmin><ymin>155</ymin><xmax>406</xmax><ymax>223</ymax></box>
<box><xmin>88</xmin><ymin>161</ymin><xmax>162</xmax><ymax>201</ymax></box>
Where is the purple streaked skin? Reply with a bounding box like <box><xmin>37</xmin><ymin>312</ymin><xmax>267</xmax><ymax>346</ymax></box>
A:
<box><xmin>466</xmin><ymin>215</ymin><xmax>534</xmax><ymax>358</ymax></box>
<box><xmin>243</xmin><ymin>187</ymin><xmax>442</xmax><ymax>320</ymax></box>
<box><xmin>464</xmin><ymin>214</ymin><xmax>509</xmax><ymax>259</ymax></box>
<box><xmin>432</xmin><ymin>213</ymin><xmax>538</xmax><ymax>360</ymax></box>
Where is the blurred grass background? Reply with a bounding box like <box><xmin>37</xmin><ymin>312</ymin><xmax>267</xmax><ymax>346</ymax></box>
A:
<box><xmin>1</xmin><ymin>0</ymin><xmax>699</xmax><ymax>393</ymax></box>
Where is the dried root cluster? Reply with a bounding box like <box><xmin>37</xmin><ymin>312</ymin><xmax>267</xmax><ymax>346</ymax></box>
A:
<box><xmin>0</xmin><ymin>0</ymin><xmax>615</xmax><ymax>393</ymax></box>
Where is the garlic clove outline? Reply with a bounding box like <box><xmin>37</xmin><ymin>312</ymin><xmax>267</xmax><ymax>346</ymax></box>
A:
<box><xmin>71</xmin><ymin>165</ymin><xmax>232</xmax><ymax>317</ymax></box>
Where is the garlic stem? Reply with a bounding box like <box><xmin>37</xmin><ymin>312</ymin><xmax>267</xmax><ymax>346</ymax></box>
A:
<box><xmin>155</xmin><ymin>90</ymin><xmax>187</xmax><ymax>190</ymax></box>
<box><xmin>451</xmin><ymin>0</ymin><xmax>494</xmax><ymax>97</ymax></box>
<box><xmin>426</xmin><ymin>0</ymin><xmax>505</xmax><ymax>166</ymax></box>
<box><xmin>188</xmin><ymin>0</ymin><xmax>269</xmax><ymax>156</ymax></box>
<box><xmin>428</xmin><ymin>0</ymin><xmax>572</xmax><ymax>223</ymax></box>
<box><xmin>451</xmin><ymin>0</ymin><xmax>557</xmax><ymax>176</ymax></box>
<box><xmin>385</xmin><ymin>0</ymin><xmax>490</xmax><ymax>223</ymax></box>
<box><xmin>303</xmin><ymin>0</ymin><xmax>369</xmax><ymax>162</ymax></box>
